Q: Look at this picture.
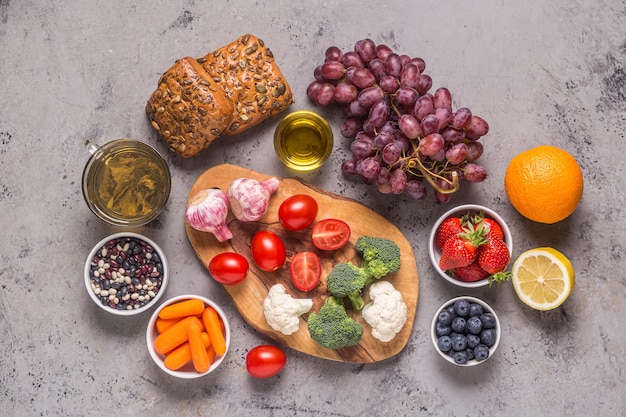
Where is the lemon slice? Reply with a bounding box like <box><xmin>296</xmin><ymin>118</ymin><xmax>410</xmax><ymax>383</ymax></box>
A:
<box><xmin>511</xmin><ymin>247</ymin><xmax>575</xmax><ymax>310</ymax></box>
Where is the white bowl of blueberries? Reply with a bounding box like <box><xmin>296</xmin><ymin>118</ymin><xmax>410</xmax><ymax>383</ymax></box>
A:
<box><xmin>431</xmin><ymin>296</ymin><xmax>500</xmax><ymax>366</ymax></box>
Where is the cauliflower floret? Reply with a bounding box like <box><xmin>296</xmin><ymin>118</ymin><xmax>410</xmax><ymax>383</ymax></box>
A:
<box><xmin>263</xmin><ymin>284</ymin><xmax>313</xmax><ymax>335</ymax></box>
<box><xmin>362</xmin><ymin>280</ymin><xmax>408</xmax><ymax>342</ymax></box>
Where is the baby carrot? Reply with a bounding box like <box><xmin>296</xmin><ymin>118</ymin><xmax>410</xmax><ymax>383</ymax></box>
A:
<box><xmin>156</xmin><ymin>317</ymin><xmax>181</xmax><ymax>334</ymax></box>
<box><xmin>202</xmin><ymin>306</ymin><xmax>226</xmax><ymax>356</ymax></box>
<box><xmin>154</xmin><ymin>316</ymin><xmax>201</xmax><ymax>355</ymax></box>
<box><xmin>163</xmin><ymin>343</ymin><xmax>191</xmax><ymax>371</ymax></box>
<box><xmin>188</xmin><ymin>321</ymin><xmax>210</xmax><ymax>373</ymax></box>
<box><xmin>206</xmin><ymin>345</ymin><xmax>216</xmax><ymax>364</ymax></box>
<box><xmin>158</xmin><ymin>298</ymin><xmax>205</xmax><ymax>320</ymax></box>
<box><xmin>200</xmin><ymin>331</ymin><xmax>210</xmax><ymax>347</ymax></box>
<box><xmin>163</xmin><ymin>332</ymin><xmax>210</xmax><ymax>371</ymax></box>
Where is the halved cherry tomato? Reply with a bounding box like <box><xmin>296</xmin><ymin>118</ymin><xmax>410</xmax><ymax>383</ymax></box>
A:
<box><xmin>246</xmin><ymin>345</ymin><xmax>286</xmax><ymax>379</ymax></box>
<box><xmin>289</xmin><ymin>252</ymin><xmax>322</xmax><ymax>291</ymax></box>
<box><xmin>278</xmin><ymin>194</ymin><xmax>318</xmax><ymax>231</ymax></box>
<box><xmin>311</xmin><ymin>219</ymin><xmax>351</xmax><ymax>250</ymax></box>
<box><xmin>208</xmin><ymin>252</ymin><xmax>249</xmax><ymax>285</ymax></box>
<box><xmin>251</xmin><ymin>230</ymin><xmax>286</xmax><ymax>272</ymax></box>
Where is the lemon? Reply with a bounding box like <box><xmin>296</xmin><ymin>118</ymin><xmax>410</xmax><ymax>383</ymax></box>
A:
<box><xmin>511</xmin><ymin>247</ymin><xmax>575</xmax><ymax>310</ymax></box>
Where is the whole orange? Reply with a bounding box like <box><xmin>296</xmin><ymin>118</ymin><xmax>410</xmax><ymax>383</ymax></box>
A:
<box><xmin>504</xmin><ymin>145</ymin><xmax>583</xmax><ymax>224</ymax></box>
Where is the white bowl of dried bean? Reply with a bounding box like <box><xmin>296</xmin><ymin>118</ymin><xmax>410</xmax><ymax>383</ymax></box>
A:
<box><xmin>84</xmin><ymin>232</ymin><xmax>169</xmax><ymax>316</ymax></box>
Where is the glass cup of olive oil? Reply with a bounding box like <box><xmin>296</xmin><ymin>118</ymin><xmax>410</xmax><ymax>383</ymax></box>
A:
<box><xmin>82</xmin><ymin>139</ymin><xmax>171</xmax><ymax>228</ymax></box>
<box><xmin>274</xmin><ymin>110</ymin><xmax>334</xmax><ymax>171</ymax></box>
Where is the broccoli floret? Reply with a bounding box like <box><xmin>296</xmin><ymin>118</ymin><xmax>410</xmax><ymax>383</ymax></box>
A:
<box><xmin>307</xmin><ymin>296</ymin><xmax>364</xmax><ymax>350</ymax></box>
<box><xmin>326</xmin><ymin>262</ymin><xmax>369</xmax><ymax>310</ymax></box>
<box><xmin>355</xmin><ymin>236</ymin><xmax>401</xmax><ymax>282</ymax></box>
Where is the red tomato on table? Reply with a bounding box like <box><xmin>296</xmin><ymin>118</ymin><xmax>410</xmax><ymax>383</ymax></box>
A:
<box><xmin>289</xmin><ymin>252</ymin><xmax>322</xmax><ymax>291</ymax></box>
<box><xmin>278</xmin><ymin>194</ymin><xmax>318</xmax><ymax>231</ymax></box>
<box><xmin>208</xmin><ymin>253</ymin><xmax>249</xmax><ymax>285</ymax></box>
<box><xmin>251</xmin><ymin>230</ymin><xmax>286</xmax><ymax>272</ymax></box>
<box><xmin>311</xmin><ymin>219</ymin><xmax>351</xmax><ymax>250</ymax></box>
<box><xmin>246</xmin><ymin>345</ymin><xmax>286</xmax><ymax>378</ymax></box>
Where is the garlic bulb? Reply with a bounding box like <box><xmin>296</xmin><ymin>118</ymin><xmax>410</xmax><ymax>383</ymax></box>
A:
<box><xmin>185</xmin><ymin>188</ymin><xmax>233</xmax><ymax>242</ymax></box>
<box><xmin>227</xmin><ymin>177</ymin><xmax>280</xmax><ymax>222</ymax></box>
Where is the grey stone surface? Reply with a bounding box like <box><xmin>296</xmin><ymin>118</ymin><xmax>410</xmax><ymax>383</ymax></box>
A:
<box><xmin>1</xmin><ymin>0</ymin><xmax>624</xmax><ymax>416</ymax></box>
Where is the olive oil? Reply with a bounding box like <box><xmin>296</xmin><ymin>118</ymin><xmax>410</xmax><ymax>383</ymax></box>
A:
<box><xmin>274</xmin><ymin>111</ymin><xmax>333</xmax><ymax>171</ymax></box>
<box><xmin>82</xmin><ymin>139</ymin><xmax>171</xmax><ymax>227</ymax></box>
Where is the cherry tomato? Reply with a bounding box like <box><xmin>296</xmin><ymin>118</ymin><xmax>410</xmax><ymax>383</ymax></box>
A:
<box><xmin>246</xmin><ymin>345</ymin><xmax>286</xmax><ymax>378</ymax></box>
<box><xmin>278</xmin><ymin>194</ymin><xmax>319</xmax><ymax>231</ymax></box>
<box><xmin>289</xmin><ymin>252</ymin><xmax>322</xmax><ymax>291</ymax></box>
<box><xmin>208</xmin><ymin>252</ymin><xmax>249</xmax><ymax>285</ymax></box>
<box><xmin>251</xmin><ymin>230</ymin><xmax>286</xmax><ymax>272</ymax></box>
<box><xmin>311</xmin><ymin>218</ymin><xmax>351</xmax><ymax>250</ymax></box>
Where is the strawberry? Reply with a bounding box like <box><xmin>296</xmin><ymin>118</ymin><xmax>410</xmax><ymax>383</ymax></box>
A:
<box><xmin>477</xmin><ymin>237</ymin><xmax>510</xmax><ymax>274</ymax></box>
<box><xmin>452</xmin><ymin>261</ymin><xmax>490</xmax><ymax>282</ymax></box>
<box><xmin>435</xmin><ymin>216</ymin><xmax>463</xmax><ymax>250</ymax></box>
<box><xmin>435</xmin><ymin>213</ymin><xmax>475</xmax><ymax>250</ymax></box>
<box><xmin>471</xmin><ymin>212</ymin><xmax>504</xmax><ymax>241</ymax></box>
<box><xmin>439</xmin><ymin>224</ymin><xmax>488</xmax><ymax>270</ymax></box>
<box><xmin>482</xmin><ymin>218</ymin><xmax>504</xmax><ymax>240</ymax></box>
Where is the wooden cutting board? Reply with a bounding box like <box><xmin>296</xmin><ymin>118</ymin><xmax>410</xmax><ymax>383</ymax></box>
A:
<box><xmin>185</xmin><ymin>164</ymin><xmax>419</xmax><ymax>363</ymax></box>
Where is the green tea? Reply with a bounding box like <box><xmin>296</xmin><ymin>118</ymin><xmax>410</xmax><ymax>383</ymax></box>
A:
<box><xmin>83</xmin><ymin>140</ymin><xmax>170</xmax><ymax>227</ymax></box>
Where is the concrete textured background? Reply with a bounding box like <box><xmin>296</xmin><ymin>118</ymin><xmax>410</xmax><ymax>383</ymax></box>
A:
<box><xmin>1</xmin><ymin>0</ymin><xmax>624</xmax><ymax>416</ymax></box>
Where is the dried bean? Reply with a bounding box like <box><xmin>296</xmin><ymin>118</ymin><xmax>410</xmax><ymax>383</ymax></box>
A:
<box><xmin>88</xmin><ymin>236</ymin><xmax>165</xmax><ymax>312</ymax></box>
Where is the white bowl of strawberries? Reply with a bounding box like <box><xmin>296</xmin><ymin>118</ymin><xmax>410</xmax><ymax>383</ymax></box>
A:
<box><xmin>428</xmin><ymin>204</ymin><xmax>513</xmax><ymax>288</ymax></box>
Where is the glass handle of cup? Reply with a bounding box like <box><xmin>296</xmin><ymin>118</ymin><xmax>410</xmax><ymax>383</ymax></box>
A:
<box><xmin>86</xmin><ymin>141</ymin><xmax>101</xmax><ymax>155</ymax></box>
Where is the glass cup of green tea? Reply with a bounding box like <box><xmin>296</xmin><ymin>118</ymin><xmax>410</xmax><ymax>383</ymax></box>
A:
<box><xmin>82</xmin><ymin>139</ymin><xmax>171</xmax><ymax>227</ymax></box>
<box><xmin>274</xmin><ymin>110</ymin><xmax>334</xmax><ymax>171</ymax></box>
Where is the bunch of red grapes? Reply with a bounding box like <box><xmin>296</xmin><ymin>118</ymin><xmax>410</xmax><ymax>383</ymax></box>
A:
<box><xmin>306</xmin><ymin>39</ymin><xmax>489</xmax><ymax>203</ymax></box>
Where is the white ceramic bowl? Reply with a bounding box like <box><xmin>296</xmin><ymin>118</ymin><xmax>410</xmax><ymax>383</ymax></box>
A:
<box><xmin>84</xmin><ymin>232</ymin><xmax>169</xmax><ymax>316</ymax></box>
<box><xmin>428</xmin><ymin>204</ymin><xmax>513</xmax><ymax>288</ymax></box>
<box><xmin>146</xmin><ymin>295</ymin><xmax>231</xmax><ymax>379</ymax></box>
<box><xmin>431</xmin><ymin>296</ymin><xmax>501</xmax><ymax>366</ymax></box>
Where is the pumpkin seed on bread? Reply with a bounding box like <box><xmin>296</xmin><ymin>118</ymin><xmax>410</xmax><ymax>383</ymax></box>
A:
<box><xmin>146</xmin><ymin>34</ymin><xmax>294</xmax><ymax>158</ymax></box>
<box><xmin>146</xmin><ymin>57</ymin><xmax>235</xmax><ymax>158</ymax></box>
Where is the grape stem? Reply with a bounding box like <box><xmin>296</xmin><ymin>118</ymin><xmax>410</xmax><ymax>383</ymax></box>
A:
<box><xmin>389</xmin><ymin>99</ymin><xmax>459</xmax><ymax>194</ymax></box>
<box><xmin>407</xmin><ymin>156</ymin><xmax>460</xmax><ymax>194</ymax></box>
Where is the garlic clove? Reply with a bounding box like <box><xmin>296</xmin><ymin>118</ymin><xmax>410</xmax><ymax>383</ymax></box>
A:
<box><xmin>185</xmin><ymin>188</ymin><xmax>233</xmax><ymax>242</ymax></box>
<box><xmin>227</xmin><ymin>177</ymin><xmax>280</xmax><ymax>222</ymax></box>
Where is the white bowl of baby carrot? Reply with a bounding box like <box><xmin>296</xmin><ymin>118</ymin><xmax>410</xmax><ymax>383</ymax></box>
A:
<box><xmin>146</xmin><ymin>294</ymin><xmax>230</xmax><ymax>378</ymax></box>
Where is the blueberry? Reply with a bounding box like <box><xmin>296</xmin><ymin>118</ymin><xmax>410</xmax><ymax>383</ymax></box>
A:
<box><xmin>469</xmin><ymin>302</ymin><xmax>484</xmax><ymax>317</ymax></box>
<box><xmin>446</xmin><ymin>304</ymin><xmax>456</xmax><ymax>315</ymax></box>
<box><xmin>466</xmin><ymin>334</ymin><xmax>481</xmax><ymax>349</ymax></box>
<box><xmin>451</xmin><ymin>316</ymin><xmax>466</xmax><ymax>333</ymax></box>
<box><xmin>452</xmin><ymin>350</ymin><xmax>468</xmax><ymax>364</ymax></box>
<box><xmin>480</xmin><ymin>328</ymin><xmax>498</xmax><ymax>347</ymax></box>
<box><xmin>437</xmin><ymin>335</ymin><xmax>452</xmax><ymax>352</ymax></box>
<box><xmin>451</xmin><ymin>334</ymin><xmax>467</xmax><ymax>351</ymax></box>
<box><xmin>480</xmin><ymin>312</ymin><xmax>497</xmax><ymax>329</ymax></box>
<box><xmin>435</xmin><ymin>321</ymin><xmax>452</xmax><ymax>337</ymax></box>
<box><xmin>466</xmin><ymin>316</ymin><xmax>483</xmax><ymax>335</ymax></box>
<box><xmin>465</xmin><ymin>347</ymin><xmax>475</xmax><ymax>361</ymax></box>
<box><xmin>454</xmin><ymin>299</ymin><xmax>471</xmax><ymax>317</ymax></box>
<box><xmin>474</xmin><ymin>344</ymin><xmax>490</xmax><ymax>361</ymax></box>
<box><xmin>438</xmin><ymin>309</ymin><xmax>455</xmax><ymax>326</ymax></box>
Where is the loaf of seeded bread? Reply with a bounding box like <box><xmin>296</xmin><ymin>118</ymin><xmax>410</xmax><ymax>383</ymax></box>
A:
<box><xmin>146</xmin><ymin>57</ymin><xmax>235</xmax><ymax>158</ymax></box>
<box><xmin>200</xmin><ymin>34</ymin><xmax>294</xmax><ymax>136</ymax></box>
<box><xmin>146</xmin><ymin>34</ymin><xmax>294</xmax><ymax>158</ymax></box>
